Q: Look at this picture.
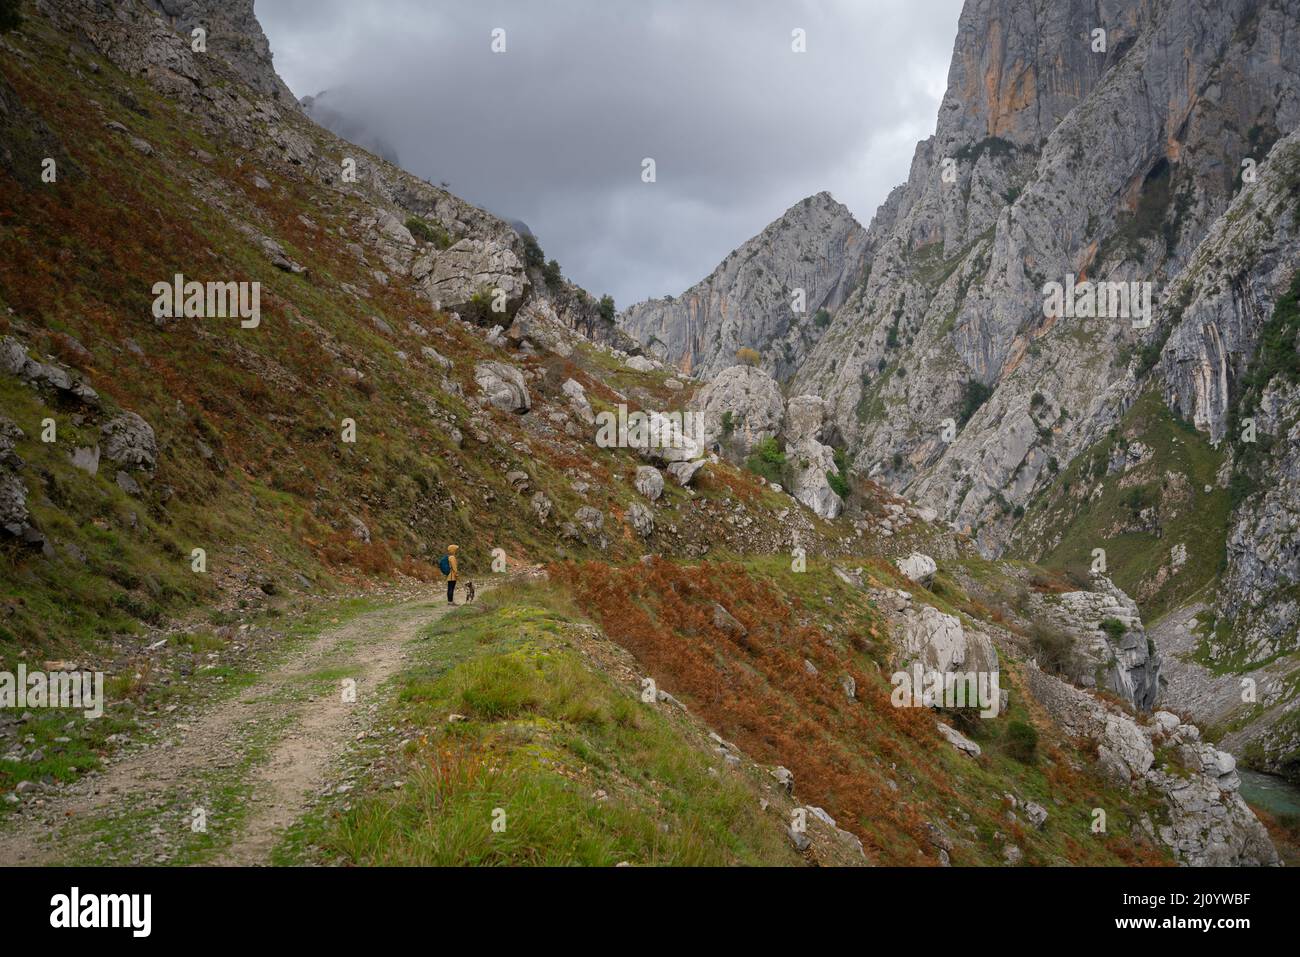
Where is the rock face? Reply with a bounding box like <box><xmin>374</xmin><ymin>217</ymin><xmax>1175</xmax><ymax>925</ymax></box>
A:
<box><xmin>691</xmin><ymin>365</ymin><xmax>785</xmax><ymax>454</ymax></box>
<box><xmin>620</xmin><ymin>192</ymin><xmax>867</xmax><ymax>381</ymax></box>
<box><xmin>474</xmin><ymin>361</ymin><xmax>531</xmax><ymax>414</ymax></box>
<box><xmin>141</xmin><ymin>0</ymin><xmax>297</xmax><ymax>102</ymax></box>
<box><xmin>899</xmin><ymin>604</ymin><xmax>998</xmax><ymax>676</ymax></box>
<box><xmin>1033</xmin><ymin>577</ymin><xmax>1161</xmax><ymax>712</ymax></box>
<box><xmin>0</xmin><ymin>417</ymin><xmax>39</xmax><ymax>546</ymax></box>
<box><xmin>421</xmin><ymin>239</ymin><xmax>527</xmax><ymax>318</ymax></box>
<box><xmin>101</xmin><ymin>412</ymin><xmax>158</xmax><ymax>473</ymax></box>
<box><xmin>781</xmin><ymin>393</ymin><xmax>843</xmax><ymax>520</ymax></box>
<box><xmin>629</xmin><ymin>0</ymin><xmax>1300</xmax><ymax>557</ymax></box>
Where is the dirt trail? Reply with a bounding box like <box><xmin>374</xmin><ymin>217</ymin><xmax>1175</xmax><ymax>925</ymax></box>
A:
<box><xmin>0</xmin><ymin>591</ymin><xmax>456</xmax><ymax>866</ymax></box>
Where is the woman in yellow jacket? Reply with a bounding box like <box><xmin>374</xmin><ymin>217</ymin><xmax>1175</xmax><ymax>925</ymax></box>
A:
<box><xmin>444</xmin><ymin>544</ymin><xmax>459</xmax><ymax>605</ymax></box>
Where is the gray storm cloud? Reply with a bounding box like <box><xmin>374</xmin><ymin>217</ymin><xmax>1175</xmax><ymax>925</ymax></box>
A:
<box><xmin>257</xmin><ymin>0</ymin><xmax>963</xmax><ymax>307</ymax></box>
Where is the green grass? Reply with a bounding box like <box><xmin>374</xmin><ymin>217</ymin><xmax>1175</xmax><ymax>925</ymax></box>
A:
<box><xmin>1011</xmin><ymin>389</ymin><xmax>1230</xmax><ymax>624</ymax></box>
<box><xmin>274</xmin><ymin>583</ymin><xmax>798</xmax><ymax>866</ymax></box>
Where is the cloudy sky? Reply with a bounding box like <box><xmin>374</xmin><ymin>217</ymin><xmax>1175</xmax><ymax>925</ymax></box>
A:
<box><xmin>258</xmin><ymin>0</ymin><xmax>964</xmax><ymax>307</ymax></box>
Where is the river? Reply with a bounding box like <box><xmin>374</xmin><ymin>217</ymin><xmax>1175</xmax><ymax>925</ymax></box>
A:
<box><xmin>1239</xmin><ymin>769</ymin><xmax>1300</xmax><ymax>818</ymax></box>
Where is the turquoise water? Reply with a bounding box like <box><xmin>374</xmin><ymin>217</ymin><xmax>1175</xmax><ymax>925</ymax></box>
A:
<box><xmin>1239</xmin><ymin>769</ymin><xmax>1300</xmax><ymax>818</ymax></box>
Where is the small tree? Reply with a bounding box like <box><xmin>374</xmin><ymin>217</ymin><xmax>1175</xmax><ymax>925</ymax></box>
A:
<box><xmin>542</xmin><ymin>259</ymin><xmax>563</xmax><ymax>291</ymax></box>
<box><xmin>522</xmin><ymin>234</ymin><xmax>545</xmax><ymax>270</ymax></box>
<box><xmin>736</xmin><ymin>347</ymin><xmax>761</xmax><ymax>367</ymax></box>
<box><xmin>597</xmin><ymin>294</ymin><xmax>615</xmax><ymax>323</ymax></box>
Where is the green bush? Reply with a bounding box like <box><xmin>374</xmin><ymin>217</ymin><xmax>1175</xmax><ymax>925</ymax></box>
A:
<box><xmin>1100</xmin><ymin>617</ymin><xmax>1127</xmax><ymax>642</ymax></box>
<box><xmin>405</xmin><ymin>216</ymin><xmax>452</xmax><ymax>249</ymax></box>
<box><xmin>827</xmin><ymin>446</ymin><xmax>851</xmax><ymax>498</ymax></box>
<box><xmin>522</xmin><ymin>234</ymin><xmax>545</xmax><ymax>270</ymax></box>
<box><xmin>744</xmin><ymin>437</ymin><xmax>786</xmax><ymax>486</ymax></box>
<box><xmin>957</xmin><ymin>380</ymin><xmax>992</xmax><ymax>426</ymax></box>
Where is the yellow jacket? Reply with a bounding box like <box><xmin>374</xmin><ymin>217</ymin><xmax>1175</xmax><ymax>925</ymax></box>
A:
<box><xmin>447</xmin><ymin>546</ymin><xmax>459</xmax><ymax>581</ymax></box>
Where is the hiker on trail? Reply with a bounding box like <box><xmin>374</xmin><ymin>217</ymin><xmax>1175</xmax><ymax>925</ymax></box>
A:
<box><xmin>441</xmin><ymin>544</ymin><xmax>460</xmax><ymax>604</ymax></box>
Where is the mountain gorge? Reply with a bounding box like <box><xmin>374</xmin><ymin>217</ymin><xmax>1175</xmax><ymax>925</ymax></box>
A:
<box><xmin>622</xmin><ymin>0</ymin><xmax>1300</xmax><ymax>786</ymax></box>
<box><xmin>0</xmin><ymin>0</ymin><xmax>1296</xmax><ymax>868</ymax></box>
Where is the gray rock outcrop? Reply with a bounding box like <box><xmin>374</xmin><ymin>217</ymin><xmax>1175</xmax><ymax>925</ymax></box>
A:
<box><xmin>620</xmin><ymin>192</ymin><xmax>867</xmax><ymax>381</ymax></box>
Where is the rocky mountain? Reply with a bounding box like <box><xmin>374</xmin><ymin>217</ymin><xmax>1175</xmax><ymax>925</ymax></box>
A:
<box><xmin>624</xmin><ymin>0</ymin><xmax>1300</xmax><ymax>783</ymax></box>
<box><xmin>619</xmin><ymin>191</ymin><xmax>868</xmax><ymax>381</ymax></box>
<box><xmin>0</xmin><ymin>0</ymin><xmax>1295</xmax><ymax>866</ymax></box>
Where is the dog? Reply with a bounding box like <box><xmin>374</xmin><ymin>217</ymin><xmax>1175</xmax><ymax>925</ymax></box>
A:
<box><xmin>465</xmin><ymin>581</ymin><xmax>476</xmax><ymax>603</ymax></box>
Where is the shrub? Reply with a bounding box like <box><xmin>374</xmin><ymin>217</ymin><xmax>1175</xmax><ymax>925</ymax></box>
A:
<box><xmin>522</xmin><ymin>234</ymin><xmax>545</xmax><ymax>270</ymax></box>
<box><xmin>405</xmin><ymin>216</ymin><xmax>452</xmax><ymax>249</ymax></box>
<box><xmin>720</xmin><ymin>410</ymin><xmax>734</xmax><ymax>438</ymax></box>
<box><xmin>827</xmin><ymin>446</ymin><xmax>850</xmax><ymax>498</ymax></box>
<box><xmin>736</xmin><ymin>347</ymin><xmax>761</xmax><ymax>367</ymax></box>
<box><xmin>1005</xmin><ymin>721</ymin><xmax>1039</xmax><ymax>763</ymax></box>
<box><xmin>1029</xmin><ymin>622</ymin><xmax>1078</xmax><ymax>677</ymax></box>
<box><xmin>813</xmin><ymin>308</ymin><xmax>831</xmax><ymax>329</ymax></box>
<box><xmin>957</xmin><ymin>380</ymin><xmax>993</xmax><ymax>426</ymax></box>
<box><xmin>542</xmin><ymin>259</ymin><xmax>563</xmax><ymax>291</ymax></box>
<box><xmin>744</xmin><ymin>437</ymin><xmax>785</xmax><ymax>485</ymax></box>
<box><xmin>597</xmin><ymin>294</ymin><xmax>615</xmax><ymax>323</ymax></box>
<box><xmin>1100</xmin><ymin>617</ymin><xmax>1127</xmax><ymax>641</ymax></box>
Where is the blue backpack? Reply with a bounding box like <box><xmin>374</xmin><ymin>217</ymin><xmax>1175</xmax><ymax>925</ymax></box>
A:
<box><xmin>438</xmin><ymin>554</ymin><xmax>451</xmax><ymax>576</ymax></box>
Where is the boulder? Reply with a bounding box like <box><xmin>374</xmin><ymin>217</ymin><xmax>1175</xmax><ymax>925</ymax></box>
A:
<box><xmin>784</xmin><ymin>394</ymin><xmax>830</xmax><ymax>445</ymax></box>
<box><xmin>101</xmin><ymin>412</ymin><xmax>157</xmax><ymax>472</ymax></box>
<box><xmin>667</xmin><ymin>458</ymin><xmax>706</xmax><ymax>487</ymax></box>
<box><xmin>900</xmin><ymin>605</ymin><xmax>998</xmax><ymax>674</ymax></box>
<box><xmin>785</xmin><ymin>437</ymin><xmax>843</xmax><ymax>519</ymax></box>
<box><xmin>561</xmin><ymin>378</ymin><xmax>594</xmax><ymax>425</ymax></box>
<box><xmin>627</xmin><ymin>502</ymin><xmax>654</xmax><ymax>538</ymax></box>
<box><xmin>691</xmin><ymin>365</ymin><xmax>785</xmax><ymax>454</ymax></box>
<box><xmin>422</xmin><ymin>239</ymin><xmax>526</xmax><ymax>317</ymax></box>
<box><xmin>634</xmin><ymin>465</ymin><xmax>664</xmax><ymax>501</ymax></box>
<box><xmin>937</xmin><ymin>722</ymin><xmax>981</xmax><ymax>757</ymax></box>
<box><xmin>474</xmin><ymin>361</ymin><xmax>531</xmax><ymax>413</ymax></box>
<box><xmin>575</xmin><ymin>506</ymin><xmax>604</xmax><ymax>533</ymax></box>
<box><xmin>895</xmin><ymin>553</ymin><xmax>938</xmax><ymax>584</ymax></box>
<box><xmin>711</xmin><ymin>603</ymin><xmax>747</xmax><ymax>637</ymax></box>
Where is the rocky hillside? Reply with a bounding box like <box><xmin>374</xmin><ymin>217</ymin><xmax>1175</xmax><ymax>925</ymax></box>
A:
<box><xmin>619</xmin><ymin>192</ymin><xmax>868</xmax><ymax>381</ymax></box>
<box><xmin>0</xmin><ymin>0</ymin><xmax>1294</xmax><ymax>865</ymax></box>
<box><xmin>620</xmin><ymin>0</ymin><xmax>1300</xmax><ymax>784</ymax></box>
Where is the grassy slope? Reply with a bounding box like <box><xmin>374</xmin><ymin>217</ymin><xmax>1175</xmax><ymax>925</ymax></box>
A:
<box><xmin>276</xmin><ymin>582</ymin><xmax>801</xmax><ymax>866</ymax></box>
<box><xmin>0</xmin><ymin>14</ymin><xmax>842</xmax><ymax>660</ymax></box>
<box><xmin>1009</xmin><ymin>389</ymin><xmax>1231</xmax><ymax>624</ymax></box>
<box><xmin>276</xmin><ymin>574</ymin><xmax>1173</xmax><ymax>866</ymax></box>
